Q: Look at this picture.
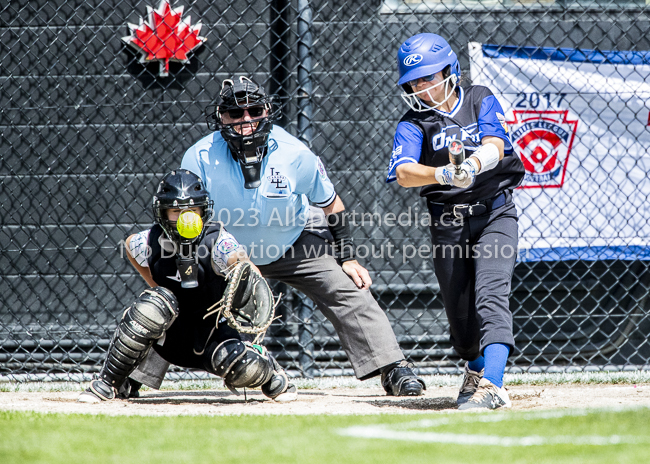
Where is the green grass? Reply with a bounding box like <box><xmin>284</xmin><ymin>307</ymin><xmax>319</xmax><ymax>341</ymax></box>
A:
<box><xmin>1</xmin><ymin>407</ymin><xmax>648</xmax><ymax>464</ymax></box>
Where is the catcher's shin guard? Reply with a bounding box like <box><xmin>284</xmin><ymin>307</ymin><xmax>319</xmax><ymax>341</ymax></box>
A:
<box><xmin>381</xmin><ymin>360</ymin><xmax>426</xmax><ymax>396</ymax></box>
<box><xmin>210</xmin><ymin>339</ymin><xmax>275</xmax><ymax>390</ymax></box>
<box><xmin>78</xmin><ymin>378</ymin><xmax>116</xmax><ymax>403</ymax></box>
<box><xmin>99</xmin><ymin>287</ymin><xmax>178</xmax><ymax>389</ymax></box>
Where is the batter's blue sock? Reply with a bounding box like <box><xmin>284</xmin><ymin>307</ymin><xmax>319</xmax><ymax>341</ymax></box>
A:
<box><xmin>467</xmin><ymin>356</ymin><xmax>484</xmax><ymax>372</ymax></box>
<box><xmin>483</xmin><ymin>343</ymin><xmax>510</xmax><ymax>388</ymax></box>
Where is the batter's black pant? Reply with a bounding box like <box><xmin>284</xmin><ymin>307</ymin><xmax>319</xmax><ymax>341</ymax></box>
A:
<box><xmin>428</xmin><ymin>200</ymin><xmax>518</xmax><ymax>361</ymax></box>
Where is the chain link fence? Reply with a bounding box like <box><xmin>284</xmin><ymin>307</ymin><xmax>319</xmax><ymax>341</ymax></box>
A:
<box><xmin>2</xmin><ymin>0</ymin><xmax>649</xmax><ymax>381</ymax></box>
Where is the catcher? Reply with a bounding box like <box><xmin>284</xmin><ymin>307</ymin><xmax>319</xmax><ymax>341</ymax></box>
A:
<box><xmin>78</xmin><ymin>170</ymin><xmax>295</xmax><ymax>403</ymax></box>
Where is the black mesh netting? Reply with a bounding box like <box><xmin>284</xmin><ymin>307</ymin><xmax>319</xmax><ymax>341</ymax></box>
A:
<box><xmin>2</xmin><ymin>0</ymin><xmax>649</xmax><ymax>380</ymax></box>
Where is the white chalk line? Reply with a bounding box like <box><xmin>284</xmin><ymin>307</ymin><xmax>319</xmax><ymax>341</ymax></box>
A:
<box><xmin>337</xmin><ymin>406</ymin><xmax>650</xmax><ymax>447</ymax></box>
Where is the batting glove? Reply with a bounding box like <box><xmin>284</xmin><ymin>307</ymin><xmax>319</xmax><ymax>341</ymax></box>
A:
<box><xmin>452</xmin><ymin>160</ymin><xmax>477</xmax><ymax>189</ymax></box>
<box><xmin>434</xmin><ymin>164</ymin><xmax>455</xmax><ymax>186</ymax></box>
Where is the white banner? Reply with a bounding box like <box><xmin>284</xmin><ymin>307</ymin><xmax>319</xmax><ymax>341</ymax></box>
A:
<box><xmin>469</xmin><ymin>42</ymin><xmax>650</xmax><ymax>261</ymax></box>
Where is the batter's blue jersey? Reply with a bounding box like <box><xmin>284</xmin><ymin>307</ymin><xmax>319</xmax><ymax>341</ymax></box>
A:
<box><xmin>386</xmin><ymin>86</ymin><xmax>524</xmax><ymax>204</ymax></box>
<box><xmin>181</xmin><ymin>125</ymin><xmax>337</xmax><ymax>265</ymax></box>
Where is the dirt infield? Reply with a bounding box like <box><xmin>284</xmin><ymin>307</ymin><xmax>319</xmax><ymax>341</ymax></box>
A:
<box><xmin>1</xmin><ymin>381</ymin><xmax>649</xmax><ymax>416</ymax></box>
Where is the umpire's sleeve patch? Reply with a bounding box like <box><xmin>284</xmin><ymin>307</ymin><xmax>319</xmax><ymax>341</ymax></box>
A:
<box><xmin>211</xmin><ymin>229</ymin><xmax>242</xmax><ymax>275</ymax></box>
<box><xmin>317</xmin><ymin>157</ymin><xmax>328</xmax><ymax>180</ymax></box>
<box><xmin>128</xmin><ymin>229</ymin><xmax>151</xmax><ymax>267</ymax></box>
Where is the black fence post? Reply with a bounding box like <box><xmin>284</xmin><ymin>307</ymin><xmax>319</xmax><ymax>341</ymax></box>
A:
<box><xmin>296</xmin><ymin>0</ymin><xmax>314</xmax><ymax>146</ymax></box>
<box><xmin>270</xmin><ymin>0</ymin><xmax>291</xmax><ymax>127</ymax></box>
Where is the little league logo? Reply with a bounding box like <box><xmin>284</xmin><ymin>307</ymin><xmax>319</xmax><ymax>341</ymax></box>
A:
<box><xmin>507</xmin><ymin>110</ymin><xmax>578</xmax><ymax>188</ymax></box>
<box><xmin>263</xmin><ymin>167</ymin><xmax>290</xmax><ymax>198</ymax></box>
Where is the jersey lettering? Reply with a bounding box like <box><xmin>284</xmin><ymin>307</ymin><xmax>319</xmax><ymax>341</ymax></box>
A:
<box><xmin>267</xmin><ymin>167</ymin><xmax>288</xmax><ymax>189</ymax></box>
<box><xmin>431</xmin><ymin>124</ymin><xmax>481</xmax><ymax>151</ymax></box>
<box><xmin>262</xmin><ymin>166</ymin><xmax>292</xmax><ymax>198</ymax></box>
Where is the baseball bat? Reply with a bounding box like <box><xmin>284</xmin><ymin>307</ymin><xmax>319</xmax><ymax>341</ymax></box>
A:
<box><xmin>448</xmin><ymin>140</ymin><xmax>465</xmax><ymax>175</ymax></box>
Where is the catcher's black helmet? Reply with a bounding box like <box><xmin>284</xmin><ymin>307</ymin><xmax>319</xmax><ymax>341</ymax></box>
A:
<box><xmin>152</xmin><ymin>170</ymin><xmax>214</xmax><ymax>246</ymax></box>
<box><xmin>205</xmin><ymin>77</ymin><xmax>279</xmax><ymax>189</ymax></box>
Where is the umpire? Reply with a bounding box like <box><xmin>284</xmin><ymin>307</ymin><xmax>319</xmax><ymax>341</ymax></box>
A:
<box><xmin>167</xmin><ymin>76</ymin><xmax>423</xmax><ymax>396</ymax></box>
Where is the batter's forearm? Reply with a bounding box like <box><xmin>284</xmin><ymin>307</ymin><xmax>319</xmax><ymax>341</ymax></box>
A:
<box><xmin>481</xmin><ymin>136</ymin><xmax>505</xmax><ymax>160</ymax></box>
<box><xmin>466</xmin><ymin>137</ymin><xmax>505</xmax><ymax>174</ymax></box>
<box><xmin>395</xmin><ymin>163</ymin><xmax>441</xmax><ymax>188</ymax></box>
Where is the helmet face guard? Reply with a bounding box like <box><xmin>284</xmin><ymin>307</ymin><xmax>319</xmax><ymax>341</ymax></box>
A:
<box><xmin>396</xmin><ymin>33</ymin><xmax>461</xmax><ymax>112</ymax></box>
<box><xmin>401</xmin><ymin>72</ymin><xmax>458</xmax><ymax>112</ymax></box>
<box><xmin>152</xmin><ymin>170</ymin><xmax>214</xmax><ymax>248</ymax></box>
<box><xmin>152</xmin><ymin>170</ymin><xmax>214</xmax><ymax>288</ymax></box>
<box><xmin>205</xmin><ymin>77</ymin><xmax>280</xmax><ymax>189</ymax></box>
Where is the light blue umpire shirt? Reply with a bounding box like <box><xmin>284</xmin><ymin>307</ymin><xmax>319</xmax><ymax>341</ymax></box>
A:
<box><xmin>180</xmin><ymin>125</ymin><xmax>337</xmax><ymax>265</ymax></box>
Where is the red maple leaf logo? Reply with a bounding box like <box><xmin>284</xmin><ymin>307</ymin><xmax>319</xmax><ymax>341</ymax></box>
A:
<box><xmin>122</xmin><ymin>0</ymin><xmax>206</xmax><ymax>77</ymax></box>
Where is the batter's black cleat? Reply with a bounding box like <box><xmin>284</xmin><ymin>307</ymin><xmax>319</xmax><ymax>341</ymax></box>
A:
<box><xmin>458</xmin><ymin>378</ymin><xmax>511</xmax><ymax>411</ymax></box>
<box><xmin>381</xmin><ymin>360</ymin><xmax>426</xmax><ymax>396</ymax></box>
<box><xmin>116</xmin><ymin>378</ymin><xmax>142</xmax><ymax>399</ymax></box>
<box><xmin>78</xmin><ymin>378</ymin><xmax>116</xmax><ymax>403</ymax></box>
<box><xmin>457</xmin><ymin>362</ymin><xmax>484</xmax><ymax>406</ymax></box>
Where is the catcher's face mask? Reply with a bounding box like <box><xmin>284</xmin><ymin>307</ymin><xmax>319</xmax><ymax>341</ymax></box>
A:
<box><xmin>152</xmin><ymin>170</ymin><xmax>214</xmax><ymax>289</ymax></box>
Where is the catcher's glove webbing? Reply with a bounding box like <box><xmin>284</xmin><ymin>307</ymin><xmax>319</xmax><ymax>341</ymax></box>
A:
<box><xmin>205</xmin><ymin>261</ymin><xmax>277</xmax><ymax>339</ymax></box>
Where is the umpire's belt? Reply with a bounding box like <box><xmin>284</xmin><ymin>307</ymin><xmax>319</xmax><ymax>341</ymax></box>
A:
<box><xmin>427</xmin><ymin>191</ymin><xmax>511</xmax><ymax>219</ymax></box>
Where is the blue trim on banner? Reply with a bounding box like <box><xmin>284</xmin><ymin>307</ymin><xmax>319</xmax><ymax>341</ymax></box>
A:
<box><xmin>518</xmin><ymin>246</ymin><xmax>650</xmax><ymax>262</ymax></box>
<box><xmin>482</xmin><ymin>44</ymin><xmax>650</xmax><ymax>65</ymax></box>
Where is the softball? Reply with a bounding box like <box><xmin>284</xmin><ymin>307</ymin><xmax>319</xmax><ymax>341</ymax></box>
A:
<box><xmin>176</xmin><ymin>210</ymin><xmax>203</xmax><ymax>239</ymax></box>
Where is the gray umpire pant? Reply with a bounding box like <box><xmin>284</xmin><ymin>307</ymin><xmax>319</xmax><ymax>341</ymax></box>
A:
<box><xmin>258</xmin><ymin>231</ymin><xmax>404</xmax><ymax>380</ymax></box>
<box><xmin>131</xmin><ymin>231</ymin><xmax>405</xmax><ymax>388</ymax></box>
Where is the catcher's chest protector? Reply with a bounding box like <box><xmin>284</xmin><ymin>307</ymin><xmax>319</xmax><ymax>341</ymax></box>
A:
<box><xmin>148</xmin><ymin>224</ymin><xmax>227</xmax><ymax>314</ymax></box>
<box><xmin>147</xmin><ymin>224</ymin><xmax>228</xmax><ymax>352</ymax></box>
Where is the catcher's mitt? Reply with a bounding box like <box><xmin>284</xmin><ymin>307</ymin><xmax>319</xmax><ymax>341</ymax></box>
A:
<box><xmin>205</xmin><ymin>261</ymin><xmax>276</xmax><ymax>337</ymax></box>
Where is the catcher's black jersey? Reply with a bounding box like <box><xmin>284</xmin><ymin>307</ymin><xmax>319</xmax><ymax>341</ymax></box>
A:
<box><xmin>387</xmin><ymin>85</ymin><xmax>525</xmax><ymax>204</ymax></box>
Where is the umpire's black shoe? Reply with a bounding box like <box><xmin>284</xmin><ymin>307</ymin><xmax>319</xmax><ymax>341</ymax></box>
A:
<box><xmin>381</xmin><ymin>360</ymin><xmax>426</xmax><ymax>396</ymax></box>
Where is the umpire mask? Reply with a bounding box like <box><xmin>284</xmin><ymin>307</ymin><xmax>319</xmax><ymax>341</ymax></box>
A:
<box><xmin>206</xmin><ymin>77</ymin><xmax>278</xmax><ymax>189</ymax></box>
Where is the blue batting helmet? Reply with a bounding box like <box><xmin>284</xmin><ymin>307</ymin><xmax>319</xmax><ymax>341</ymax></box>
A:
<box><xmin>397</xmin><ymin>33</ymin><xmax>461</xmax><ymax>87</ymax></box>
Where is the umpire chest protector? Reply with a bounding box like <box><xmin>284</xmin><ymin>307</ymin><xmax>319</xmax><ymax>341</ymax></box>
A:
<box><xmin>147</xmin><ymin>224</ymin><xmax>227</xmax><ymax>318</ymax></box>
<box><xmin>402</xmin><ymin>86</ymin><xmax>524</xmax><ymax>204</ymax></box>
